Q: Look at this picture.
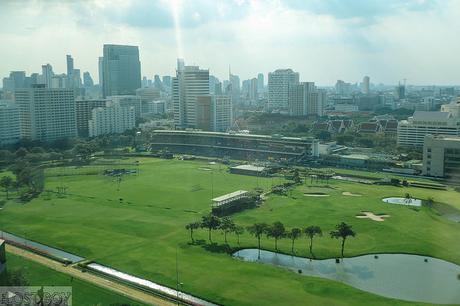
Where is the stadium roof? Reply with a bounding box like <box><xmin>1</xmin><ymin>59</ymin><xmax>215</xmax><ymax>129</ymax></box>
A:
<box><xmin>212</xmin><ymin>190</ymin><xmax>249</xmax><ymax>204</ymax></box>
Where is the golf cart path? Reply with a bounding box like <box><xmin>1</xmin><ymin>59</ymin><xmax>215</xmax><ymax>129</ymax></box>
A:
<box><xmin>6</xmin><ymin>244</ymin><xmax>175</xmax><ymax>306</ymax></box>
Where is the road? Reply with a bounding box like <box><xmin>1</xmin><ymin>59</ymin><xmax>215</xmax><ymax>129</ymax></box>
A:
<box><xmin>6</xmin><ymin>244</ymin><xmax>176</xmax><ymax>306</ymax></box>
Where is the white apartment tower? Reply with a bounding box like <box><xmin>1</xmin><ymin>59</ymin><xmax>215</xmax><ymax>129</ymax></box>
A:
<box><xmin>288</xmin><ymin>82</ymin><xmax>316</xmax><ymax>116</ymax></box>
<box><xmin>88</xmin><ymin>102</ymin><xmax>135</xmax><ymax>137</ymax></box>
<box><xmin>15</xmin><ymin>85</ymin><xmax>77</xmax><ymax>142</ymax></box>
<box><xmin>268</xmin><ymin>69</ymin><xmax>299</xmax><ymax>111</ymax></box>
<box><xmin>172</xmin><ymin>61</ymin><xmax>210</xmax><ymax>129</ymax></box>
<box><xmin>213</xmin><ymin>95</ymin><xmax>233</xmax><ymax>132</ymax></box>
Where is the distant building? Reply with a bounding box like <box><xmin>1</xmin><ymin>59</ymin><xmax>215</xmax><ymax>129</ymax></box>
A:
<box><xmin>441</xmin><ymin>99</ymin><xmax>460</xmax><ymax>117</ymax></box>
<box><xmin>257</xmin><ymin>73</ymin><xmax>264</xmax><ymax>92</ymax></box>
<box><xmin>362</xmin><ymin>76</ymin><xmax>370</xmax><ymax>94</ymax></box>
<box><xmin>143</xmin><ymin>100</ymin><xmax>166</xmax><ymax>115</ymax></box>
<box><xmin>268</xmin><ymin>69</ymin><xmax>299</xmax><ymax>110</ymax></box>
<box><xmin>0</xmin><ymin>100</ymin><xmax>20</xmax><ymax>145</ymax></box>
<box><xmin>75</xmin><ymin>98</ymin><xmax>107</xmax><ymax>137</ymax></box>
<box><xmin>196</xmin><ymin>95</ymin><xmax>213</xmax><ymax>131</ymax></box>
<box><xmin>213</xmin><ymin>95</ymin><xmax>232</xmax><ymax>132</ymax></box>
<box><xmin>423</xmin><ymin>135</ymin><xmax>460</xmax><ymax>183</ymax></box>
<box><xmin>288</xmin><ymin>82</ymin><xmax>317</xmax><ymax>116</ymax></box>
<box><xmin>88</xmin><ymin>102</ymin><xmax>135</xmax><ymax>137</ymax></box>
<box><xmin>172</xmin><ymin>62</ymin><xmax>210</xmax><ymax>129</ymax></box>
<box><xmin>83</xmin><ymin>72</ymin><xmax>94</xmax><ymax>88</ymax></box>
<box><xmin>101</xmin><ymin>44</ymin><xmax>141</xmax><ymax>97</ymax></box>
<box><xmin>15</xmin><ymin>85</ymin><xmax>77</xmax><ymax>141</ymax></box>
<box><xmin>41</xmin><ymin>64</ymin><xmax>54</xmax><ymax>88</ymax></box>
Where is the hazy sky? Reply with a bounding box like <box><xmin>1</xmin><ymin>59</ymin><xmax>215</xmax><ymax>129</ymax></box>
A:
<box><xmin>1</xmin><ymin>0</ymin><xmax>459</xmax><ymax>85</ymax></box>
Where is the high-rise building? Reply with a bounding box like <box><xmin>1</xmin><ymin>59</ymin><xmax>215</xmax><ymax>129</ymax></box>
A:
<box><xmin>101</xmin><ymin>44</ymin><xmax>141</xmax><ymax>97</ymax></box>
<box><xmin>288</xmin><ymin>82</ymin><xmax>316</xmax><ymax>116</ymax></box>
<box><xmin>310</xmin><ymin>89</ymin><xmax>326</xmax><ymax>117</ymax></box>
<box><xmin>362</xmin><ymin>76</ymin><xmax>370</xmax><ymax>95</ymax></box>
<box><xmin>88</xmin><ymin>102</ymin><xmax>135</xmax><ymax>137</ymax></box>
<box><xmin>41</xmin><ymin>64</ymin><xmax>54</xmax><ymax>88</ymax></box>
<box><xmin>66</xmin><ymin>55</ymin><xmax>74</xmax><ymax>86</ymax></box>
<box><xmin>162</xmin><ymin>76</ymin><xmax>172</xmax><ymax>88</ymax></box>
<box><xmin>2</xmin><ymin>71</ymin><xmax>26</xmax><ymax>93</ymax></box>
<box><xmin>98</xmin><ymin>57</ymin><xmax>104</xmax><ymax>85</ymax></box>
<box><xmin>213</xmin><ymin>95</ymin><xmax>232</xmax><ymax>132</ymax></box>
<box><xmin>257</xmin><ymin>73</ymin><xmax>264</xmax><ymax>92</ymax></box>
<box><xmin>15</xmin><ymin>85</ymin><xmax>77</xmax><ymax>141</ymax></box>
<box><xmin>196</xmin><ymin>95</ymin><xmax>213</xmax><ymax>131</ymax></box>
<box><xmin>83</xmin><ymin>72</ymin><xmax>94</xmax><ymax>88</ymax></box>
<box><xmin>75</xmin><ymin>98</ymin><xmax>107</xmax><ymax>137</ymax></box>
<box><xmin>249</xmin><ymin>78</ymin><xmax>258</xmax><ymax>103</ymax></box>
<box><xmin>268</xmin><ymin>69</ymin><xmax>299</xmax><ymax>110</ymax></box>
<box><xmin>0</xmin><ymin>100</ymin><xmax>20</xmax><ymax>145</ymax></box>
<box><xmin>172</xmin><ymin>61</ymin><xmax>209</xmax><ymax>128</ymax></box>
<box><xmin>396</xmin><ymin>84</ymin><xmax>406</xmax><ymax>100</ymax></box>
<box><xmin>229</xmin><ymin>73</ymin><xmax>240</xmax><ymax>104</ymax></box>
<box><xmin>108</xmin><ymin>95</ymin><xmax>142</xmax><ymax>119</ymax></box>
<box><xmin>51</xmin><ymin>74</ymin><xmax>67</xmax><ymax>89</ymax></box>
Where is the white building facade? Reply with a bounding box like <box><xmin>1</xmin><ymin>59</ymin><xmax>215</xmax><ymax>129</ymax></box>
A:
<box><xmin>0</xmin><ymin>100</ymin><xmax>20</xmax><ymax>145</ymax></box>
<box><xmin>268</xmin><ymin>69</ymin><xmax>299</xmax><ymax>111</ymax></box>
<box><xmin>88</xmin><ymin>102</ymin><xmax>136</xmax><ymax>137</ymax></box>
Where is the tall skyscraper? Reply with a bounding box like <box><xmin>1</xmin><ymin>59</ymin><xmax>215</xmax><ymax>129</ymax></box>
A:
<box><xmin>66</xmin><ymin>55</ymin><xmax>74</xmax><ymax>87</ymax></box>
<box><xmin>172</xmin><ymin>60</ymin><xmax>210</xmax><ymax>128</ymax></box>
<box><xmin>362</xmin><ymin>76</ymin><xmax>370</xmax><ymax>95</ymax></box>
<box><xmin>83</xmin><ymin>72</ymin><xmax>94</xmax><ymax>88</ymax></box>
<box><xmin>249</xmin><ymin>78</ymin><xmax>258</xmax><ymax>103</ymax></box>
<box><xmin>41</xmin><ymin>64</ymin><xmax>54</xmax><ymax>88</ymax></box>
<box><xmin>288</xmin><ymin>82</ymin><xmax>316</xmax><ymax>116</ymax></box>
<box><xmin>101</xmin><ymin>44</ymin><xmax>141</xmax><ymax>98</ymax></box>
<box><xmin>98</xmin><ymin>56</ymin><xmax>104</xmax><ymax>85</ymax></box>
<box><xmin>213</xmin><ymin>95</ymin><xmax>232</xmax><ymax>132</ymax></box>
<box><xmin>257</xmin><ymin>73</ymin><xmax>264</xmax><ymax>92</ymax></box>
<box><xmin>15</xmin><ymin>84</ymin><xmax>77</xmax><ymax>141</ymax></box>
<box><xmin>268</xmin><ymin>69</ymin><xmax>299</xmax><ymax>110</ymax></box>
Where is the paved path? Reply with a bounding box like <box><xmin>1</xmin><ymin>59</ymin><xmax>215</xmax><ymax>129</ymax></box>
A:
<box><xmin>6</xmin><ymin>244</ymin><xmax>176</xmax><ymax>306</ymax></box>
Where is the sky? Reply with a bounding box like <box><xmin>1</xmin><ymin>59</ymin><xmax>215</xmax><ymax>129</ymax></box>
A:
<box><xmin>0</xmin><ymin>0</ymin><xmax>459</xmax><ymax>86</ymax></box>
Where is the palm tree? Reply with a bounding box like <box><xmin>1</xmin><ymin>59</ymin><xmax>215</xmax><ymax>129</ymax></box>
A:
<box><xmin>200</xmin><ymin>214</ymin><xmax>221</xmax><ymax>243</ymax></box>
<box><xmin>287</xmin><ymin>228</ymin><xmax>302</xmax><ymax>254</ymax></box>
<box><xmin>247</xmin><ymin>223</ymin><xmax>268</xmax><ymax>258</ymax></box>
<box><xmin>233</xmin><ymin>225</ymin><xmax>245</xmax><ymax>245</ymax></box>
<box><xmin>304</xmin><ymin>225</ymin><xmax>322</xmax><ymax>258</ymax></box>
<box><xmin>330</xmin><ymin>222</ymin><xmax>356</xmax><ymax>261</ymax></box>
<box><xmin>185</xmin><ymin>221</ymin><xmax>201</xmax><ymax>243</ymax></box>
<box><xmin>220</xmin><ymin>217</ymin><xmax>235</xmax><ymax>244</ymax></box>
<box><xmin>266</xmin><ymin>221</ymin><xmax>285</xmax><ymax>251</ymax></box>
<box><xmin>0</xmin><ymin>176</ymin><xmax>14</xmax><ymax>200</ymax></box>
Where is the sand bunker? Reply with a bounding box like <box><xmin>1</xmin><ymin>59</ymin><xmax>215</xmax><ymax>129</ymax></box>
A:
<box><xmin>356</xmin><ymin>211</ymin><xmax>390</xmax><ymax>222</ymax></box>
<box><xmin>198</xmin><ymin>167</ymin><xmax>212</xmax><ymax>171</ymax></box>
<box><xmin>304</xmin><ymin>193</ymin><xmax>330</xmax><ymax>197</ymax></box>
<box><xmin>342</xmin><ymin>192</ymin><xmax>362</xmax><ymax>197</ymax></box>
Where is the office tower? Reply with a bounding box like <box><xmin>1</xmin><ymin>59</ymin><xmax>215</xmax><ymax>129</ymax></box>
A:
<box><xmin>66</xmin><ymin>55</ymin><xmax>74</xmax><ymax>86</ymax></box>
<box><xmin>196</xmin><ymin>95</ymin><xmax>213</xmax><ymax>131</ymax></box>
<box><xmin>0</xmin><ymin>100</ymin><xmax>21</xmax><ymax>145</ymax></box>
<box><xmin>2</xmin><ymin>71</ymin><xmax>26</xmax><ymax>93</ymax></box>
<box><xmin>153</xmin><ymin>75</ymin><xmax>163</xmax><ymax>91</ymax></box>
<box><xmin>335</xmin><ymin>80</ymin><xmax>353</xmax><ymax>95</ymax></box>
<box><xmin>213</xmin><ymin>95</ymin><xmax>232</xmax><ymax>132</ymax></box>
<box><xmin>136</xmin><ymin>87</ymin><xmax>161</xmax><ymax>114</ymax></box>
<box><xmin>162</xmin><ymin>76</ymin><xmax>172</xmax><ymax>88</ymax></box>
<box><xmin>288</xmin><ymin>82</ymin><xmax>316</xmax><ymax>116</ymax></box>
<box><xmin>268</xmin><ymin>69</ymin><xmax>299</xmax><ymax>110</ymax></box>
<box><xmin>172</xmin><ymin>61</ymin><xmax>210</xmax><ymax>128</ymax></box>
<box><xmin>83</xmin><ymin>72</ymin><xmax>94</xmax><ymax>88</ymax></box>
<box><xmin>177</xmin><ymin>58</ymin><xmax>185</xmax><ymax>72</ymax></box>
<box><xmin>310</xmin><ymin>89</ymin><xmax>326</xmax><ymax>117</ymax></box>
<box><xmin>88</xmin><ymin>101</ymin><xmax>135</xmax><ymax>137</ymax></box>
<box><xmin>75</xmin><ymin>98</ymin><xmax>107</xmax><ymax>137</ymax></box>
<box><xmin>215</xmin><ymin>82</ymin><xmax>223</xmax><ymax>95</ymax></box>
<box><xmin>98</xmin><ymin>57</ymin><xmax>104</xmax><ymax>85</ymax></box>
<box><xmin>209</xmin><ymin>75</ymin><xmax>219</xmax><ymax>94</ymax></box>
<box><xmin>249</xmin><ymin>78</ymin><xmax>258</xmax><ymax>102</ymax></box>
<box><xmin>51</xmin><ymin>74</ymin><xmax>68</xmax><ymax>89</ymax></box>
<box><xmin>41</xmin><ymin>64</ymin><xmax>54</xmax><ymax>88</ymax></box>
<box><xmin>101</xmin><ymin>44</ymin><xmax>141</xmax><ymax>97</ymax></box>
<box><xmin>71</xmin><ymin>69</ymin><xmax>82</xmax><ymax>88</ymax></box>
<box><xmin>396</xmin><ymin>84</ymin><xmax>406</xmax><ymax>100</ymax></box>
<box><xmin>15</xmin><ymin>84</ymin><xmax>77</xmax><ymax>141</ymax></box>
<box><xmin>229</xmin><ymin>73</ymin><xmax>240</xmax><ymax>104</ymax></box>
<box><xmin>257</xmin><ymin>73</ymin><xmax>264</xmax><ymax>92</ymax></box>
<box><xmin>362</xmin><ymin>76</ymin><xmax>370</xmax><ymax>95</ymax></box>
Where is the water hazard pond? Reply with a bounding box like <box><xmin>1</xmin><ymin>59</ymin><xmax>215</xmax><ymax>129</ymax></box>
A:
<box><xmin>233</xmin><ymin>249</ymin><xmax>460</xmax><ymax>304</ymax></box>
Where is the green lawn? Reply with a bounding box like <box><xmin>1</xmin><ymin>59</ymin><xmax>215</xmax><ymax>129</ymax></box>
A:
<box><xmin>0</xmin><ymin>157</ymin><xmax>459</xmax><ymax>306</ymax></box>
<box><xmin>3</xmin><ymin>252</ymin><xmax>146</xmax><ymax>306</ymax></box>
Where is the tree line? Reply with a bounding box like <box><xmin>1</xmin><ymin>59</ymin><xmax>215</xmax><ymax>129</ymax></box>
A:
<box><xmin>186</xmin><ymin>214</ymin><xmax>356</xmax><ymax>260</ymax></box>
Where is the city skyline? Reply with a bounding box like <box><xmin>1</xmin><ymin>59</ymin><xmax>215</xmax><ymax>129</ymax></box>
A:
<box><xmin>1</xmin><ymin>0</ymin><xmax>460</xmax><ymax>86</ymax></box>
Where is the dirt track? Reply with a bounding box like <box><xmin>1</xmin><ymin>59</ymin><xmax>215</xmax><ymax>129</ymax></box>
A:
<box><xmin>6</xmin><ymin>244</ymin><xmax>175</xmax><ymax>306</ymax></box>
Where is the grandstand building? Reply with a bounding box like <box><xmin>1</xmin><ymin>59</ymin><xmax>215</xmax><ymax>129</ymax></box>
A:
<box><xmin>150</xmin><ymin>130</ymin><xmax>319</xmax><ymax>161</ymax></box>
